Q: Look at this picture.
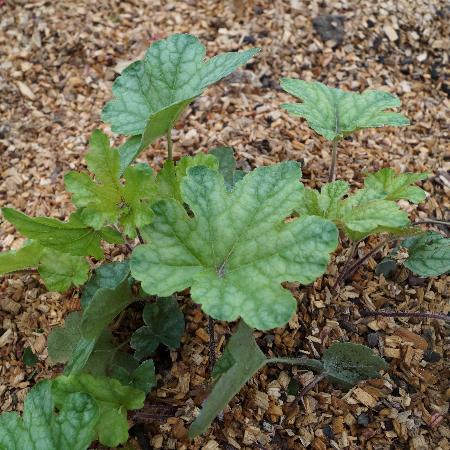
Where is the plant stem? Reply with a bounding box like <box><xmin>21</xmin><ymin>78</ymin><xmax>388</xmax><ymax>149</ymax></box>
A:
<box><xmin>136</xmin><ymin>228</ymin><xmax>144</xmax><ymax>244</ymax></box>
<box><xmin>266</xmin><ymin>357</ymin><xmax>309</xmax><ymax>365</ymax></box>
<box><xmin>361</xmin><ymin>310</ymin><xmax>450</xmax><ymax>322</ymax></box>
<box><xmin>8</xmin><ymin>269</ymin><xmax>38</xmax><ymax>275</ymax></box>
<box><xmin>208</xmin><ymin>315</ymin><xmax>216</xmax><ymax>374</ymax></box>
<box><xmin>328</xmin><ymin>140</ymin><xmax>339</xmax><ymax>182</ymax></box>
<box><xmin>298</xmin><ymin>372</ymin><xmax>327</xmax><ymax>398</ymax></box>
<box><xmin>167</xmin><ymin>130</ymin><xmax>173</xmax><ymax>161</ymax></box>
<box><xmin>332</xmin><ymin>240</ymin><xmax>359</xmax><ymax>291</ymax></box>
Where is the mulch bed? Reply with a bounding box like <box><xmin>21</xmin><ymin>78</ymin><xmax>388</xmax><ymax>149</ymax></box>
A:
<box><xmin>0</xmin><ymin>0</ymin><xmax>449</xmax><ymax>449</ymax></box>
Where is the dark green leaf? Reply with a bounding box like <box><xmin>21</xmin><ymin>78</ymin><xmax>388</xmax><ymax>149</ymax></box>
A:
<box><xmin>22</xmin><ymin>347</ymin><xmax>38</xmax><ymax>367</ymax></box>
<box><xmin>209</xmin><ymin>147</ymin><xmax>243</xmax><ymax>190</ymax></box>
<box><xmin>131</xmin><ymin>297</ymin><xmax>184</xmax><ymax>360</ymax></box>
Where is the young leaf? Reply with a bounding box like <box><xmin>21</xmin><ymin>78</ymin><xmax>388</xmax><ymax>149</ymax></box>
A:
<box><xmin>22</xmin><ymin>347</ymin><xmax>38</xmax><ymax>367</ymax></box>
<box><xmin>320</xmin><ymin>342</ymin><xmax>388</xmax><ymax>390</ymax></box>
<box><xmin>38</xmin><ymin>249</ymin><xmax>89</xmax><ymax>292</ymax></box>
<box><xmin>0</xmin><ymin>240</ymin><xmax>43</xmax><ymax>275</ymax></box>
<box><xmin>280</xmin><ymin>79</ymin><xmax>410</xmax><ymax>141</ymax></box>
<box><xmin>102</xmin><ymin>34</ymin><xmax>259</xmax><ymax>162</ymax></box>
<box><xmin>65</xmin><ymin>130</ymin><xmax>157</xmax><ymax>234</ymax></box>
<box><xmin>360</xmin><ymin>168</ymin><xmax>429</xmax><ymax>204</ymax></box>
<box><xmin>112</xmin><ymin>359</ymin><xmax>156</xmax><ymax>394</ymax></box>
<box><xmin>189</xmin><ymin>321</ymin><xmax>267</xmax><ymax>438</ymax></box>
<box><xmin>81</xmin><ymin>267</ymin><xmax>136</xmax><ymax>340</ymax></box>
<box><xmin>81</xmin><ymin>260</ymin><xmax>130</xmax><ymax>308</ymax></box>
<box><xmin>401</xmin><ymin>232</ymin><xmax>450</xmax><ymax>276</ymax></box>
<box><xmin>209</xmin><ymin>147</ymin><xmax>244</xmax><ymax>190</ymax></box>
<box><xmin>2</xmin><ymin>208</ymin><xmax>105</xmax><ymax>259</ymax></box>
<box><xmin>175</xmin><ymin>153</ymin><xmax>219</xmax><ymax>179</ymax></box>
<box><xmin>48</xmin><ymin>312</ymin><xmax>118</xmax><ymax>377</ymax></box>
<box><xmin>0</xmin><ymin>380</ymin><xmax>98</xmax><ymax>450</ymax></box>
<box><xmin>131</xmin><ymin>297</ymin><xmax>185</xmax><ymax>360</ymax></box>
<box><xmin>298</xmin><ymin>180</ymin><xmax>409</xmax><ymax>241</ymax></box>
<box><xmin>52</xmin><ymin>374</ymin><xmax>145</xmax><ymax>448</ymax></box>
<box><xmin>132</xmin><ymin>162</ymin><xmax>338</xmax><ymax>330</ymax></box>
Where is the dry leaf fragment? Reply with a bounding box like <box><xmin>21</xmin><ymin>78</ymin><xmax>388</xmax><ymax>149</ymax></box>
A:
<box><xmin>383</xmin><ymin>25</ymin><xmax>398</xmax><ymax>42</ymax></box>
<box><xmin>16</xmin><ymin>82</ymin><xmax>35</xmax><ymax>100</ymax></box>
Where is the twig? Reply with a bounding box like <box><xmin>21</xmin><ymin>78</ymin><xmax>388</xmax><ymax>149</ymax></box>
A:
<box><xmin>298</xmin><ymin>372</ymin><xmax>327</xmax><ymax>399</ymax></box>
<box><xmin>136</xmin><ymin>227</ymin><xmax>145</xmax><ymax>244</ymax></box>
<box><xmin>208</xmin><ymin>315</ymin><xmax>216</xmax><ymax>374</ymax></box>
<box><xmin>167</xmin><ymin>129</ymin><xmax>173</xmax><ymax>161</ymax></box>
<box><xmin>361</xmin><ymin>310</ymin><xmax>450</xmax><ymax>322</ymax></box>
<box><xmin>332</xmin><ymin>240</ymin><xmax>359</xmax><ymax>290</ymax></box>
<box><xmin>7</xmin><ymin>269</ymin><xmax>38</xmax><ymax>275</ymax></box>
<box><xmin>328</xmin><ymin>140</ymin><xmax>339</xmax><ymax>182</ymax></box>
<box><xmin>414</xmin><ymin>219</ymin><xmax>450</xmax><ymax>227</ymax></box>
<box><xmin>336</xmin><ymin>236</ymin><xmax>397</xmax><ymax>286</ymax></box>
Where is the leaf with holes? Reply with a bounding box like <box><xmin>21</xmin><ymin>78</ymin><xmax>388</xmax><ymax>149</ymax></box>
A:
<box><xmin>102</xmin><ymin>34</ymin><xmax>259</xmax><ymax>164</ymax></box>
<box><xmin>131</xmin><ymin>162</ymin><xmax>338</xmax><ymax>330</ymax></box>
<box><xmin>131</xmin><ymin>297</ymin><xmax>185</xmax><ymax>360</ymax></box>
<box><xmin>280</xmin><ymin>79</ymin><xmax>410</xmax><ymax>141</ymax></box>
<box><xmin>0</xmin><ymin>381</ymin><xmax>98</xmax><ymax>450</ymax></box>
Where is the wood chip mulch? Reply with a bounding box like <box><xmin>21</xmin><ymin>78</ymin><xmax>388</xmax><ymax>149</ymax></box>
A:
<box><xmin>0</xmin><ymin>1</ymin><xmax>449</xmax><ymax>449</ymax></box>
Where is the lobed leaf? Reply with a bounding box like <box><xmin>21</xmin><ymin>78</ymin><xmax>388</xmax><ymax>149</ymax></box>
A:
<box><xmin>131</xmin><ymin>297</ymin><xmax>185</xmax><ymax>360</ymax></box>
<box><xmin>209</xmin><ymin>147</ymin><xmax>244</xmax><ymax>190</ymax></box>
<box><xmin>0</xmin><ymin>240</ymin><xmax>43</xmax><ymax>275</ymax></box>
<box><xmin>131</xmin><ymin>162</ymin><xmax>338</xmax><ymax>330</ymax></box>
<box><xmin>112</xmin><ymin>359</ymin><xmax>156</xmax><ymax>394</ymax></box>
<box><xmin>2</xmin><ymin>208</ymin><xmax>106</xmax><ymax>259</ymax></box>
<box><xmin>280</xmin><ymin>78</ymin><xmax>410</xmax><ymax>141</ymax></box>
<box><xmin>0</xmin><ymin>381</ymin><xmax>98</xmax><ymax>450</ymax></box>
<box><xmin>102</xmin><ymin>34</ymin><xmax>259</xmax><ymax>164</ymax></box>
<box><xmin>52</xmin><ymin>374</ymin><xmax>145</xmax><ymax>448</ymax></box>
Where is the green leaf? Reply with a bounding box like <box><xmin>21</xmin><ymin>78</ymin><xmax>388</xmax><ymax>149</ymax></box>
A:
<box><xmin>2</xmin><ymin>208</ymin><xmax>105</xmax><ymax>259</ymax></box>
<box><xmin>176</xmin><ymin>153</ymin><xmax>219</xmax><ymax>179</ymax></box>
<box><xmin>0</xmin><ymin>380</ymin><xmax>98</xmax><ymax>450</ymax></box>
<box><xmin>189</xmin><ymin>321</ymin><xmax>267</xmax><ymax>438</ymax></box>
<box><xmin>52</xmin><ymin>374</ymin><xmax>145</xmax><ymax>448</ymax></box>
<box><xmin>132</xmin><ymin>162</ymin><xmax>338</xmax><ymax>330</ymax></box>
<box><xmin>48</xmin><ymin>312</ymin><xmax>118</xmax><ymax>377</ymax></box>
<box><xmin>401</xmin><ymin>232</ymin><xmax>450</xmax><ymax>276</ymax></box>
<box><xmin>102</xmin><ymin>34</ymin><xmax>259</xmax><ymax>162</ymax></box>
<box><xmin>0</xmin><ymin>241</ymin><xmax>43</xmax><ymax>275</ymax></box>
<box><xmin>81</xmin><ymin>260</ymin><xmax>130</xmax><ymax>308</ymax></box>
<box><xmin>81</xmin><ymin>267</ymin><xmax>135</xmax><ymax>340</ymax></box>
<box><xmin>209</xmin><ymin>147</ymin><xmax>244</xmax><ymax>190</ymax></box>
<box><xmin>38</xmin><ymin>249</ymin><xmax>89</xmax><ymax>292</ymax></box>
<box><xmin>211</xmin><ymin>346</ymin><xmax>235</xmax><ymax>380</ymax></box>
<box><xmin>321</xmin><ymin>342</ymin><xmax>388</xmax><ymax>390</ymax></box>
<box><xmin>131</xmin><ymin>297</ymin><xmax>184</xmax><ymax>360</ymax></box>
<box><xmin>22</xmin><ymin>347</ymin><xmax>38</xmax><ymax>367</ymax></box>
<box><xmin>298</xmin><ymin>180</ymin><xmax>409</xmax><ymax>241</ymax></box>
<box><xmin>65</xmin><ymin>131</ymin><xmax>157</xmax><ymax>234</ymax></box>
<box><xmin>280</xmin><ymin>79</ymin><xmax>410</xmax><ymax>141</ymax></box>
<box><xmin>112</xmin><ymin>359</ymin><xmax>156</xmax><ymax>394</ymax></box>
<box><xmin>362</xmin><ymin>168</ymin><xmax>429</xmax><ymax>203</ymax></box>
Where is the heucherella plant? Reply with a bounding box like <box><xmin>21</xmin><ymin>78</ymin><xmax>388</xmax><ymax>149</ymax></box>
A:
<box><xmin>280</xmin><ymin>78</ymin><xmax>410</xmax><ymax>181</ymax></box>
<box><xmin>0</xmin><ymin>35</ymin><xmax>448</xmax><ymax>448</ymax></box>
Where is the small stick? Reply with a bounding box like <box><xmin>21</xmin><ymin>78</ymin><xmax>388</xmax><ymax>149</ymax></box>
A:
<box><xmin>332</xmin><ymin>240</ymin><xmax>359</xmax><ymax>290</ymax></box>
<box><xmin>414</xmin><ymin>219</ymin><xmax>450</xmax><ymax>227</ymax></box>
<box><xmin>328</xmin><ymin>140</ymin><xmax>339</xmax><ymax>182</ymax></box>
<box><xmin>208</xmin><ymin>315</ymin><xmax>216</xmax><ymax>374</ymax></box>
<box><xmin>361</xmin><ymin>310</ymin><xmax>450</xmax><ymax>322</ymax></box>
<box><xmin>298</xmin><ymin>372</ymin><xmax>327</xmax><ymax>399</ymax></box>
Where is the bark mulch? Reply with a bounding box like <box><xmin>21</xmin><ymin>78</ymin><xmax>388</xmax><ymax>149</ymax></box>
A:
<box><xmin>0</xmin><ymin>1</ymin><xmax>449</xmax><ymax>449</ymax></box>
